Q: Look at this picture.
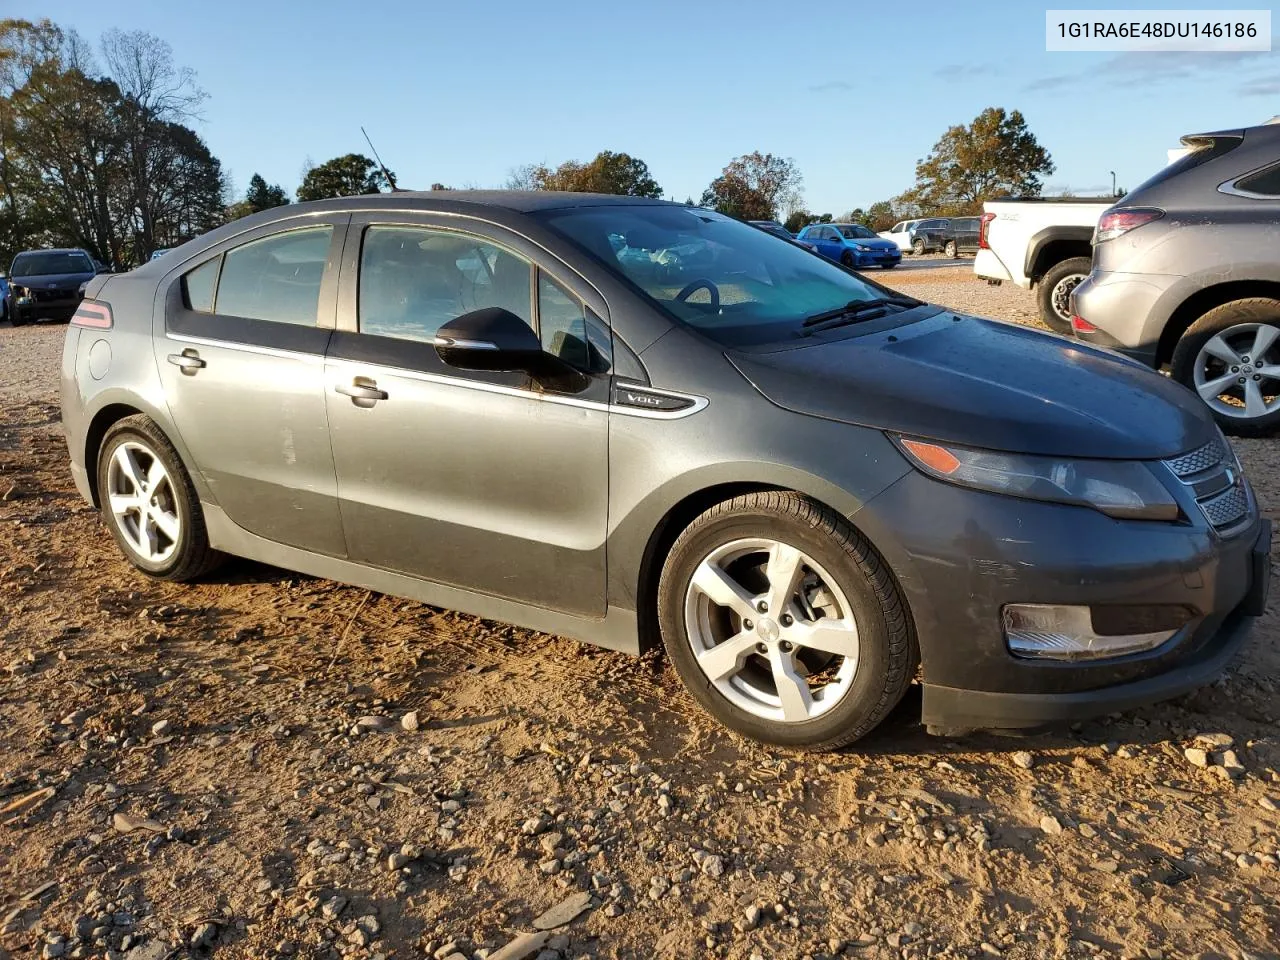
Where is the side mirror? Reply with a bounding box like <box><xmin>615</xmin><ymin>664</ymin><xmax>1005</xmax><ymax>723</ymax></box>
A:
<box><xmin>433</xmin><ymin>307</ymin><xmax>543</xmax><ymax>372</ymax></box>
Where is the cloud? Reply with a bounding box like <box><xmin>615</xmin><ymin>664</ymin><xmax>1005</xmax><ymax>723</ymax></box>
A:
<box><xmin>1240</xmin><ymin>73</ymin><xmax>1280</xmax><ymax>97</ymax></box>
<box><xmin>1023</xmin><ymin>45</ymin><xmax>1277</xmax><ymax>93</ymax></box>
<box><xmin>808</xmin><ymin>80</ymin><xmax>855</xmax><ymax>93</ymax></box>
<box><xmin>934</xmin><ymin>63</ymin><xmax>998</xmax><ymax>81</ymax></box>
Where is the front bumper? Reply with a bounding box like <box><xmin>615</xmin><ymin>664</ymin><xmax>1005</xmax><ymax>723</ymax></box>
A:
<box><xmin>853</xmin><ymin>249</ymin><xmax>902</xmax><ymax>267</ymax></box>
<box><xmin>14</xmin><ymin>298</ymin><xmax>80</xmax><ymax>322</ymax></box>
<box><xmin>855</xmin><ymin>468</ymin><xmax>1269</xmax><ymax>732</ymax></box>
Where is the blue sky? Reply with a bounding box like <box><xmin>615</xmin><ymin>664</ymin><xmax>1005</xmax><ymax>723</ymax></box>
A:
<box><xmin>34</xmin><ymin>0</ymin><xmax>1280</xmax><ymax>213</ymax></box>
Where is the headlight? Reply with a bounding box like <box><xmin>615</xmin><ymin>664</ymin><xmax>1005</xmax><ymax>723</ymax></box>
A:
<box><xmin>894</xmin><ymin>436</ymin><xmax>1179</xmax><ymax>520</ymax></box>
<box><xmin>850</xmin><ymin>243</ymin><xmax>869</xmax><ymax>251</ymax></box>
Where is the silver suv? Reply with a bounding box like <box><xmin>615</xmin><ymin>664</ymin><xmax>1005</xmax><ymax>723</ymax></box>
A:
<box><xmin>1072</xmin><ymin>121</ymin><xmax>1280</xmax><ymax>435</ymax></box>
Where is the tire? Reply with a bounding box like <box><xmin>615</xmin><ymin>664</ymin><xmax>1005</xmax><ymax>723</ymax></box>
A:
<box><xmin>911</xmin><ymin>238</ymin><xmax>925</xmax><ymax>256</ymax></box>
<box><xmin>1036</xmin><ymin>256</ymin><xmax>1091</xmax><ymax>334</ymax></box>
<box><xmin>881</xmin><ymin>262</ymin><xmax>897</xmax><ymax>269</ymax></box>
<box><xmin>657</xmin><ymin>491</ymin><xmax>916</xmax><ymax>751</ymax></box>
<box><xmin>944</xmin><ymin>240</ymin><xmax>958</xmax><ymax>259</ymax></box>
<box><xmin>96</xmin><ymin>414</ymin><xmax>224</xmax><ymax>580</ymax></box>
<box><xmin>1170</xmin><ymin>297</ymin><xmax>1280</xmax><ymax>437</ymax></box>
<box><xmin>9</xmin><ymin>310</ymin><xmax>26</xmax><ymax>327</ymax></box>
<box><xmin>840</xmin><ymin>251</ymin><xmax>854</xmax><ymax>268</ymax></box>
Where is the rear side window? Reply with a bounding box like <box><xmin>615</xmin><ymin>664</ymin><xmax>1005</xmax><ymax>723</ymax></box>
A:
<box><xmin>1232</xmin><ymin>163</ymin><xmax>1280</xmax><ymax>197</ymax></box>
<box><xmin>214</xmin><ymin>226</ymin><xmax>332</xmax><ymax>325</ymax></box>
<box><xmin>183</xmin><ymin>258</ymin><xmax>219</xmax><ymax>312</ymax></box>
<box><xmin>358</xmin><ymin>225</ymin><xmax>533</xmax><ymax>343</ymax></box>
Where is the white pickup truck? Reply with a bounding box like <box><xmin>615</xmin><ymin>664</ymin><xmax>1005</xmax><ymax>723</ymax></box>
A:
<box><xmin>973</xmin><ymin>198</ymin><xmax>1113</xmax><ymax>333</ymax></box>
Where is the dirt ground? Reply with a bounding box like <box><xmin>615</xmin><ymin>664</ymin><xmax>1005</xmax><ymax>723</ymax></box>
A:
<box><xmin>1</xmin><ymin>268</ymin><xmax>1277</xmax><ymax>960</ymax></box>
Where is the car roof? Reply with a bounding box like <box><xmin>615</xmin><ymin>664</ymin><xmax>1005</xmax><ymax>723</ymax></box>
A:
<box><xmin>291</xmin><ymin>190</ymin><xmax>678</xmax><ymax>216</ymax></box>
<box><xmin>15</xmin><ymin>247</ymin><xmax>90</xmax><ymax>255</ymax></box>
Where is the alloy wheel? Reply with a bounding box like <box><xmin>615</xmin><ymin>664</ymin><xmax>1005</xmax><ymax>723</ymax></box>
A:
<box><xmin>683</xmin><ymin>537</ymin><xmax>859</xmax><ymax>723</ymax></box>
<box><xmin>1193</xmin><ymin>322</ymin><xmax>1280</xmax><ymax>420</ymax></box>
<box><xmin>106</xmin><ymin>440</ymin><xmax>181</xmax><ymax>563</ymax></box>
<box><xmin>1050</xmin><ymin>273</ymin><xmax>1085</xmax><ymax>323</ymax></box>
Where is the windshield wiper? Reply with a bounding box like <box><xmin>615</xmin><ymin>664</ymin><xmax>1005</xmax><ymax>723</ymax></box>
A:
<box><xmin>799</xmin><ymin>296</ymin><xmax>923</xmax><ymax>333</ymax></box>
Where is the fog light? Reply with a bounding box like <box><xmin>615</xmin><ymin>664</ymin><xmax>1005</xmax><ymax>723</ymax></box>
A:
<box><xmin>1002</xmin><ymin>604</ymin><xmax>1181</xmax><ymax>661</ymax></box>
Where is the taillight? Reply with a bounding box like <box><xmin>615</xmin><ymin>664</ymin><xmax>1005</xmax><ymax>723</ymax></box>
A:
<box><xmin>1094</xmin><ymin>208</ymin><xmax>1163</xmax><ymax>244</ymax></box>
<box><xmin>71</xmin><ymin>300</ymin><xmax>113</xmax><ymax>329</ymax></box>
<box><xmin>1071</xmin><ymin>315</ymin><xmax>1098</xmax><ymax>334</ymax></box>
<box><xmin>977</xmin><ymin>212</ymin><xmax>995</xmax><ymax>249</ymax></box>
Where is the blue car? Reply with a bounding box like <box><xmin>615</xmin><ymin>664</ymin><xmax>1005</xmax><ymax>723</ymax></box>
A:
<box><xmin>795</xmin><ymin>223</ymin><xmax>902</xmax><ymax>269</ymax></box>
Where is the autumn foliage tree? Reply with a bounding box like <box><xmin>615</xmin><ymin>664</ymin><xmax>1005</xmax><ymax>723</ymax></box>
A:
<box><xmin>297</xmin><ymin>153</ymin><xmax>392</xmax><ymax>201</ymax></box>
<box><xmin>508</xmin><ymin>151</ymin><xmax>662</xmax><ymax>198</ymax></box>
<box><xmin>700</xmin><ymin>152</ymin><xmax>802</xmax><ymax>221</ymax></box>
<box><xmin>897</xmin><ymin>107</ymin><xmax>1054</xmax><ymax>215</ymax></box>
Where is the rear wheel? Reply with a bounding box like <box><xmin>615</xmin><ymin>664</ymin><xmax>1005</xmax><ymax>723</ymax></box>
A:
<box><xmin>657</xmin><ymin>492</ymin><xmax>916</xmax><ymax>750</ymax></box>
<box><xmin>96</xmin><ymin>415</ymin><xmax>224</xmax><ymax>580</ymax></box>
<box><xmin>912</xmin><ymin>238</ymin><xmax>925</xmax><ymax>256</ymax></box>
<box><xmin>944</xmin><ymin>240</ymin><xmax>958</xmax><ymax>258</ymax></box>
<box><xmin>1036</xmin><ymin>256</ymin><xmax>1091</xmax><ymax>334</ymax></box>
<box><xmin>1171</xmin><ymin>298</ymin><xmax>1280</xmax><ymax>437</ymax></box>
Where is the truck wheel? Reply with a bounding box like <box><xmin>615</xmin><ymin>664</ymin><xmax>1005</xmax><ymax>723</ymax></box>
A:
<box><xmin>1171</xmin><ymin>298</ymin><xmax>1280</xmax><ymax>437</ymax></box>
<box><xmin>1036</xmin><ymin>256</ymin><xmax>1091</xmax><ymax>334</ymax></box>
<box><xmin>657</xmin><ymin>491</ymin><xmax>917</xmax><ymax>750</ymax></box>
<box><xmin>912</xmin><ymin>238</ymin><xmax>925</xmax><ymax>256</ymax></box>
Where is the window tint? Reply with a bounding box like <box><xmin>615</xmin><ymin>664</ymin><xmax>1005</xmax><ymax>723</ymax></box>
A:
<box><xmin>1234</xmin><ymin>163</ymin><xmax>1280</xmax><ymax>197</ymax></box>
<box><xmin>538</xmin><ymin>272</ymin><xmax>610</xmax><ymax>374</ymax></box>
<box><xmin>1131</xmin><ymin>135</ymin><xmax>1242</xmax><ymax>194</ymax></box>
<box><xmin>215</xmin><ymin>227</ymin><xmax>332</xmax><ymax>325</ymax></box>
<box><xmin>359</xmin><ymin>226</ymin><xmax>532</xmax><ymax>342</ymax></box>
<box><xmin>183</xmin><ymin>258</ymin><xmax>219</xmax><ymax>313</ymax></box>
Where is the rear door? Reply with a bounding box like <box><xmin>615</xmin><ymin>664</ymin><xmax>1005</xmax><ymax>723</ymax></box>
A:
<box><xmin>323</xmin><ymin>214</ymin><xmax>611</xmax><ymax>616</ymax></box>
<box><xmin>155</xmin><ymin>217</ymin><xmax>348</xmax><ymax>555</ymax></box>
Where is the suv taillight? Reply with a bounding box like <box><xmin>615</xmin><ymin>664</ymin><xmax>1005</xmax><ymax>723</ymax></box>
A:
<box><xmin>1094</xmin><ymin>208</ymin><xmax>1163</xmax><ymax>244</ymax></box>
<box><xmin>978</xmin><ymin>212</ymin><xmax>995</xmax><ymax>249</ymax></box>
<box><xmin>71</xmin><ymin>300</ymin><xmax>113</xmax><ymax>329</ymax></box>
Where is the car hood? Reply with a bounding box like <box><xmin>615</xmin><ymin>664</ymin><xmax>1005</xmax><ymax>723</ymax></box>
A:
<box><xmin>11</xmin><ymin>270</ymin><xmax>95</xmax><ymax>289</ymax></box>
<box><xmin>845</xmin><ymin>237</ymin><xmax>898</xmax><ymax>249</ymax></box>
<box><xmin>727</xmin><ymin>311</ymin><xmax>1215</xmax><ymax>459</ymax></box>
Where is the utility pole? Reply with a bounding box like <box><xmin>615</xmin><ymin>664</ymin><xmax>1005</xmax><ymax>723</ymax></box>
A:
<box><xmin>1110</xmin><ymin>170</ymin><xmax>1117</xmax><ymax>196</ymax></box>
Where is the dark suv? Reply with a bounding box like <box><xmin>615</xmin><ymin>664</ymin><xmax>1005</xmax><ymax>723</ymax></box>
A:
<box><xmin>942</xmin><ymin>217</ymin><xmax>981</xmax><ymax>257</ymax></box>
<box><xmin>6</xmin><ymin>248</ymin><xmax>98</xmax><ymax>325</ymax></box>
<box><xmin>1072</xmin><ymin>121</ymin><xmax>1280</xmax><ymax>435</ymax></box>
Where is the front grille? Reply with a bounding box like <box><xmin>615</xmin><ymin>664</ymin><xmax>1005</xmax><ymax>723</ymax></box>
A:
<box><xmin>1162</xmin><ymin>436</ymin><xmax>1253</xmax><ymax>534</ymax></box>
<box><xmin>1165</xmin><ymin>438</ymin><xmax>1226</xmax><ymax>478</ymax></box>
<box><xmin>1200</xmin><ymin>484</ymin><xmax>1249</xmax><ymax>529</ymax></box>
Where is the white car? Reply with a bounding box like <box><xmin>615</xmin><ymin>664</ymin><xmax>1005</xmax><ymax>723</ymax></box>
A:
<box><xmin>878</xmin><ymin>220</ymin><xmax>922</xmax><ymax>251</ymax></box>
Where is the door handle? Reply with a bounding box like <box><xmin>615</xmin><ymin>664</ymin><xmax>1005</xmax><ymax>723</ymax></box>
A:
<box><xmin>335</xmin><ymin>379</ymin><xmax>388</xmax><ymax>402</ymax></box>
<box><xmin>167</xmin><ymin>350</ymin><xmax>206</xmax><ymax>373</ymax></box>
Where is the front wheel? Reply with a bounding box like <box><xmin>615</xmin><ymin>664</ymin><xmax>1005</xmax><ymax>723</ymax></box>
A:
<box><xmin>1171</xmin><ymin>298</ymin><xmax>1280</xmax><ymax>437</ymax></box>
<box><xmin>840</xmin><ymin>251</ymin><xmax>855</xmax><ymax>268</ymax></box>
<box><xmin>97</xmin><ymin>415</ymin><xmax>224</xmax><ymax>580</ymax></box>
<box><xmin>1036</xmin><ymin>256</ymin><xmax>1091</xmax><ymax>334</ymax></box>
<box><xmin>657</xmin><ymin>492</ymin><xmax>916</xmax><ymax>750</ymax></box>
<box><xmin>881</xmin><ymin>262</ymin><xmax>898</xmax><ymax>269</ymax></box>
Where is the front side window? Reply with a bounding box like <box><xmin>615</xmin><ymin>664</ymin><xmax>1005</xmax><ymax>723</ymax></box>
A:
<box><xmin>536</xmin><ymin>204</ymin><xmax>894</xmax><ymax>346</ymax></box>
<box><xmin>359</xmin><ymin>226</ymin><xmax>532</xmax><ymax>343</ymax></box>
<box><xmin>215</xmin><ymin>226</ymin><xmax>332</xmax><ymax>325</ymax></box>
<box><xmin>889</xmin><ymin>222</ymin><xmax>904</xmax><ymax>233</ymax></box>
<box><xmin>537</xmin><ymin>272</ymin><xmax>610</xmax><ymax>374</ymax></box>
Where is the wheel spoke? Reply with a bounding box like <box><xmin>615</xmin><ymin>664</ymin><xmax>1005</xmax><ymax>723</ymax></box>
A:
<box><xmin>696</xmin><ymin>629</ymin><xmax>758</xmax><ymax>682</ymax></box>
<box><xmin>151</xmin><ymin>507</ymin><xmax>180</xmax><ymax>542</ymax></box>
<box><xmin>764</xmin><ymin>542</ymin><xmax>805</xmax><ymax>615</ymax></box>
<box><xmin>689</xmin><ymin>560</ymin><xmax>756</xmax><ymax>619</ymax></box>
<box><xmin>108</xmin><ymin>493</ymin><xmax>140</xmax><ymax>517</ymax></box>
<box><xmin>790</xmin><ymin>619</ymin><xmax>859</xmax><ymax>660</ymax></box>
<box><xmin>768</xmin><ymin>647</ymin><xmax>814</xmax><ymax>722</ymax></box>
<box><xmin>1197</xmin><ymin>371</ymin><xmax>1239</xmax><ymax>400</ymax></box>
<box><xmin>1202</xmin><ymin>334</ymin><xmax>1242</xmax><ymax>365</ymax></box>
<box><xmin>146</xmin><ymin>457</ymin><xmax>167</xmax><ymax>494</ymax></box>
<box><xmin>140</xmin><ymin>516</ymin><xmax>161</xmax><ymax>559</ymax></box>
<box><xmin>1244</xmin><ymin>378</ymin><xmax>1269</xmax><ymax>417</ymax></box>
<box><xmin>1250</xmin><ymin>324</ymin><xmax>1280</xmax><ymax>361</ymax></box>
<box><xmin>113</xmin><ymin>445</ymin><xmax>145</xmax><ymax>493</ymax></box>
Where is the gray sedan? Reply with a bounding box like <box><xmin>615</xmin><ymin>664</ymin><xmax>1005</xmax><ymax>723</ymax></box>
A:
<box><xmin>60</xmin><ymin>192</ymin><xmax>1269</xmax><ymax>748</ymax></box>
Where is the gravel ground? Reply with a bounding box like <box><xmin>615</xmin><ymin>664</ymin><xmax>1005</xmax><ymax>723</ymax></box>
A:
<box><xmin>1</xmin><ymin>270</ymin><xmax>1277</xmax><ymax>960</ymax></box>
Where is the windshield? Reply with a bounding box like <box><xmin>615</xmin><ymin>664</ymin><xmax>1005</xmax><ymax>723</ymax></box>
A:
<box><xmin>837</xmin><ymin>225</ymin><xmax>877</xmax><ymax>239</ymax></box>
<box><xmin>537</xmin><ymin>205</ymin><xmax>894</xmax><ymax>346</ymax></box>
<box><xmin>11</xmin><ymin>251</ymin><xmax>94</xmax><ymax>276</ymax></box>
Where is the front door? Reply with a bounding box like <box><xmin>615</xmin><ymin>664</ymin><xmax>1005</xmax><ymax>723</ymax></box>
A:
<box><xmin>324</xmin><ymin>216</ymin><xmax>611</xmax><ymax>617</ymax></box>
<box><xmin>155</xmin><ymin>218</ymin><xmax>348</xmax><ymax>556</ymax></box>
